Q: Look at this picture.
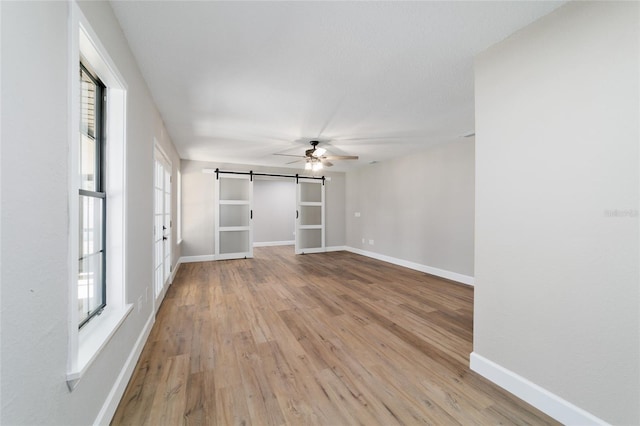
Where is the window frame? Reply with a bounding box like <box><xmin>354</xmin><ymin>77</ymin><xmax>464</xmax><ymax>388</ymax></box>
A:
<box><xmin>78</xmin><ymin>62</ymin><xmax>107</xmax><ymax>329</ymax></box>
<box><xmin>67</xmin><ymin>2</ymin><xmax>130</xmax><ymax>391</ymax></box>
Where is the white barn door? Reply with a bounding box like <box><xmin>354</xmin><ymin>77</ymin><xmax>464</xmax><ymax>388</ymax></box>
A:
<box><xmin>215</xmin><ymin>174</ymin><xmax>254</xmax><ymax>260</ymax></box>
<box><xmin>295</xmin><ymin>179</ymin><xmax>325</xmax><ymax>254</ymax></box>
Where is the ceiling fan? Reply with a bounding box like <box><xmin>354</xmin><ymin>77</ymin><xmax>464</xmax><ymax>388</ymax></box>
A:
<box><xmin>275</xmin><ymin>140</ymin><xmax>359</xmax><ymax>171</ymax></box>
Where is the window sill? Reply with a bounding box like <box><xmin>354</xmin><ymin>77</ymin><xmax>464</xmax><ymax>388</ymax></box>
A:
<box><xmin>67</xmin><ymin>304</ymin><xmax>133</xmax><ymax>390</ymax></box>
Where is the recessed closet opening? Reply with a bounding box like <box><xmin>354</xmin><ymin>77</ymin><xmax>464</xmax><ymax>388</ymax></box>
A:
<box><xmin>253</xmin><ymin>178</ymin><xmax>296</xmax><ymax>249</ymax></box>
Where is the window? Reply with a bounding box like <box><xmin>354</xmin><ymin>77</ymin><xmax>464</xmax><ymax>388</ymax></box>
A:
<box><xmin>67</xmin><ymin>5</ymin><xmax>129</xmax><ymax>390</ymax></box>
<box><xmin>78</xmin><ymin>63</ymin><xmax>106</xmax><ymax>328</ymax></box>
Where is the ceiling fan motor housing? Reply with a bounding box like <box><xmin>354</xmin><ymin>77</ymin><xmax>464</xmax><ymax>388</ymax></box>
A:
<box><xmin>306</xmin><ymin>140</ymin><xmax>321</xmax><ymax>157</ymax></box>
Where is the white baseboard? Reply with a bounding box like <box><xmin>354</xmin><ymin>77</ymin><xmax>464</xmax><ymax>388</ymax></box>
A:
<box><xmin>169</xmin><ymin>260</ymin><xmax>181</xmax><ymax>283</ymax></box>
<box><xmin>253</xmin><ymin>240</ymin><xmax>294</xmax><ymax>247</ymax></box>
<box><xmin>345</xmin><ymin>246</ymin><xmax>474</xmax><ymax>286</ymax></box>
<box><xmin>179</xmin><ymin>254</ymin><xmax>216</xmax><ymax>263</ymax></box>
<box><xmin>469</xmin><ymin>352</ymin><xmax>607</xmax><ymax>426</ymax></box>
<box><xmin>177</xmin><ymin>247</ymin><xmax>347</xmax><ymax>263</ymax></box>
<box><xmin>94</xmin><ymin>313</ymin><xmax>155</xmax><ymax>426</ymax></box>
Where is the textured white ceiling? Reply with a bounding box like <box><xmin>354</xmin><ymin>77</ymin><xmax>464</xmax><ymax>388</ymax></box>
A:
<box><xmin>111</xmin><ymin>1</ymin><xmax>563</xmax><ymax>172</ymax></box>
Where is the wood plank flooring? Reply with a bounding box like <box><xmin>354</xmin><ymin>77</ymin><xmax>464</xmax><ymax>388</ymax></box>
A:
<box><xmin>111</xmin><ymin>246</ymin><xmax>558</xmax><ymax>425</ymax></box>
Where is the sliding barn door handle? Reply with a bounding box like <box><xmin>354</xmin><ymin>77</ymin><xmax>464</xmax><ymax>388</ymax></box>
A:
<box><xmin>296</xmin><ymin>210</ymin><xmax>299</xmax><ymax>219</ymax></box>
<box><xmin>250</xmin><ymin>210</ymin><xmax>253</xmax><ymax>219</ymax></box>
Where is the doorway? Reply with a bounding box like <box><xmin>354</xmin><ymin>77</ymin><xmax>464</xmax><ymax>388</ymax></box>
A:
<box><xmin>253</xmin><ymin>179</ymin><xmax>296</xmax><ymax>247</ymax></box>
<box><xmin>153</xmin><ymin>146</ymin><xmax>171</xmax><ymax>307</ymax></box>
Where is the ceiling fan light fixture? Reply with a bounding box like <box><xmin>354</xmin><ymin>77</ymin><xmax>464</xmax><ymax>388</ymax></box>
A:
<box><xmin>313</xmin><ymin>147</ymin><xmax>326</xmax><ymax>157</ymax></box>
<box><xmin>276</xmin><ymin>140</ymin><xmax>357</xmax><ymax>170</ymax></box>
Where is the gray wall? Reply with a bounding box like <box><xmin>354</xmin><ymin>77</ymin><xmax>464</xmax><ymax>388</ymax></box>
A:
<box><xmin>345</xmin><ymin>139</ymin><xmax>475</xmax><ymax>278</ymax></box>
<box><xmin>181</xmin><ymin>160</ymin><xmax>346</xmax><ymax>257</ymax></box>
<box><xmin>1</xmin><ymin>1</ymin><xmax>181</xmax><ymax>424</ymax></box>
<box><xmin>253</xmin><ymin>179</ymin><xmax>296</xmax><ymax>244</ymax></box>
<box><xmin>474</xmin><ymin>2</ymin><xmax>639</xmax><ymax>424</ymax></box>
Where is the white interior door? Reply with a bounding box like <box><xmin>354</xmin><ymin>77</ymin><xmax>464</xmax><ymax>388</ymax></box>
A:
<box><xmin>295</xmin><ymin>179</ymin><xmax>325</xmax><ymax>254</ymax></box>
<box><xmin>153</xmin><ymin>150</ymin><xmax>171</xmax><ymax>306</ymax></box>
<box><xmin>215</xmin><ymin>174</ymin><xmax>253</xmax><ymax>260</ymax></box>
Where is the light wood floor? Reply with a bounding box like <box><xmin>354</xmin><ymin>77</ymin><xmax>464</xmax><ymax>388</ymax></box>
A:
<box><xmin>112</xmin><ymin>246</ymin><xmax>558</xmax><ymax>425</ymax></box>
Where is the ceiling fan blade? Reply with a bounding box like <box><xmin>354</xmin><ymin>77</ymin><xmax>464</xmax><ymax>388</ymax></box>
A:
<box><xmin>323</xmin><ymin>155</ymin><xmax>359</xmax><ymax>160</ymax></box>
<box><xmin>321</xmin><ymin>160</ymin><xmax>333</xmax><ymax>167</ymax></box>
<box><xmin>286</xmin><ymin>159</ymin><xmax>304</xmax><ymax>165</ymax></box>
<box><xmin>274</xmin><ymin>153</ymin><xmax>306</xmax><ymax>158</ymax></box>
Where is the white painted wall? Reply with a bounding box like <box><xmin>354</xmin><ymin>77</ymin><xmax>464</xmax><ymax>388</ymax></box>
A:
<box><xmin>345</xmin><ymin>139</ymin><xmax>475</xmax><ymax>280</ymax></box>
<box><xmin>473</xmin><ymin>2</ymin><xmax>639</xmax><ymax>424</ymax></box>
<box><xmin>181</xmin><ymin>160</ymin><xmax>346</xmax><ymax>258</ymax></box>
<box><xmin>253</xmin><ymin>179</ymin><xmax>296</xmax><ymax>244</ymax></box>
<box><xmin>1</xmin><ymin>1</ymin><xmax>180</xmax><ymax>424</ymax></box>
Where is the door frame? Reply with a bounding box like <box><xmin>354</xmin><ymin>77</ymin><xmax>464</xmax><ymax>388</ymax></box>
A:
<box><xmin>153</xmin><ymin>143</ymin><xmax>172</xmax><ymax>310</ymax></box>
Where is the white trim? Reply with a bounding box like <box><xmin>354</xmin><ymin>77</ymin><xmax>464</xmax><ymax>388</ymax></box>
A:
<box><xmin>106</xmin><ymin>88</ymin><xmax>127</xmax><ymax>310</ymax></box>
<box><xmin>170</xmin><ymin>260</ymin><xmax>181</xmax><ymax>283</ymax></box>
<box><xmin>217</xmin><ymin>252</ymin><xmax>254</xmax><ymax>260</ymax></box>
<box><xmin>469</xmin><ymin>352</ymin><xmax>608</xmax><ymax>426</ymax></box>
<box><xmin>93</xmin><ymin>313</ymin><xmax>155</xmax><ymax>426</ymax></box>
<box><xmin>68</xmin><ymin>1</ymin><xmax>82</xmax><ymax>376</ymax></box>
<box><xmin>153</xmin><ymin>140</ymin><xmax>171</xmax><ymax>165</ymax></box>
<box><xmin>253</xmin><ymin>240</ymin><xmax>295</xmax><ymax>247</ymax></box>
<box><xmin>220</xmin><ymin>226</ymin><xmax>251</xmax><ymax>232</ymax></box>
<box><xmin>66</xmin><ymin>305</ymin><xmax>134</xmax><ymax>389</ymax></box>
<box><xmin>180</xmin><ymin>254</ymin><xmax>217</xmax><ymax>263</ymax></box>
<box><xmin>220</xmin><ymin>200</ymin><xmax>251</xmax><ymax>205</ymax></box>
<box><xmin>345</xmin><ymin>247</ymin><xmax>474</xmax><ymax>286</ymax></box>
<box><xmin>296</xmin><ymin>248</ymin><xmax>326</xmax><ymax>254</ymax></box>
<box><xmin>326</xmin><ymin>246</ymin><xmax>347</xmax><ymax>252</ymax></box>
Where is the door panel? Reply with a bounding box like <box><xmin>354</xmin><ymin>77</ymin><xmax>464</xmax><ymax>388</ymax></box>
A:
<box><xmin>215</xmin><ymin>175</ymin><xmax>253</xmax><ymax>260</ymax></box>
<box><xmin>154</xmin><ymin>152</ymin><xmax>171</xmax><ymax>306</ymax></box>
<box><xmin>295</xmin><ymin>179</ymin><xmax>325</xmax><ymax>254</ymax></box>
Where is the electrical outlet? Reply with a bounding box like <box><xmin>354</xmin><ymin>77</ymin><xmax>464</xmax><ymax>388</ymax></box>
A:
<box><xmin>362</xmin><ymin>238</ymin><xmax>365</xmax><ymax>244</ymax></box>
<box><xmin>354</xmin><ymin>212</ymin><xmax>361</xmax><ymax>217</ymax></box>
<box><xmin>369</xmin><ymin>239</ymin><xmax>374</xmax><ymax>245</ymax></box>
<box><xmin>138</xmin><ymin>295</ymin><xmax>143</xmax><ymax>312</ymax></box>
